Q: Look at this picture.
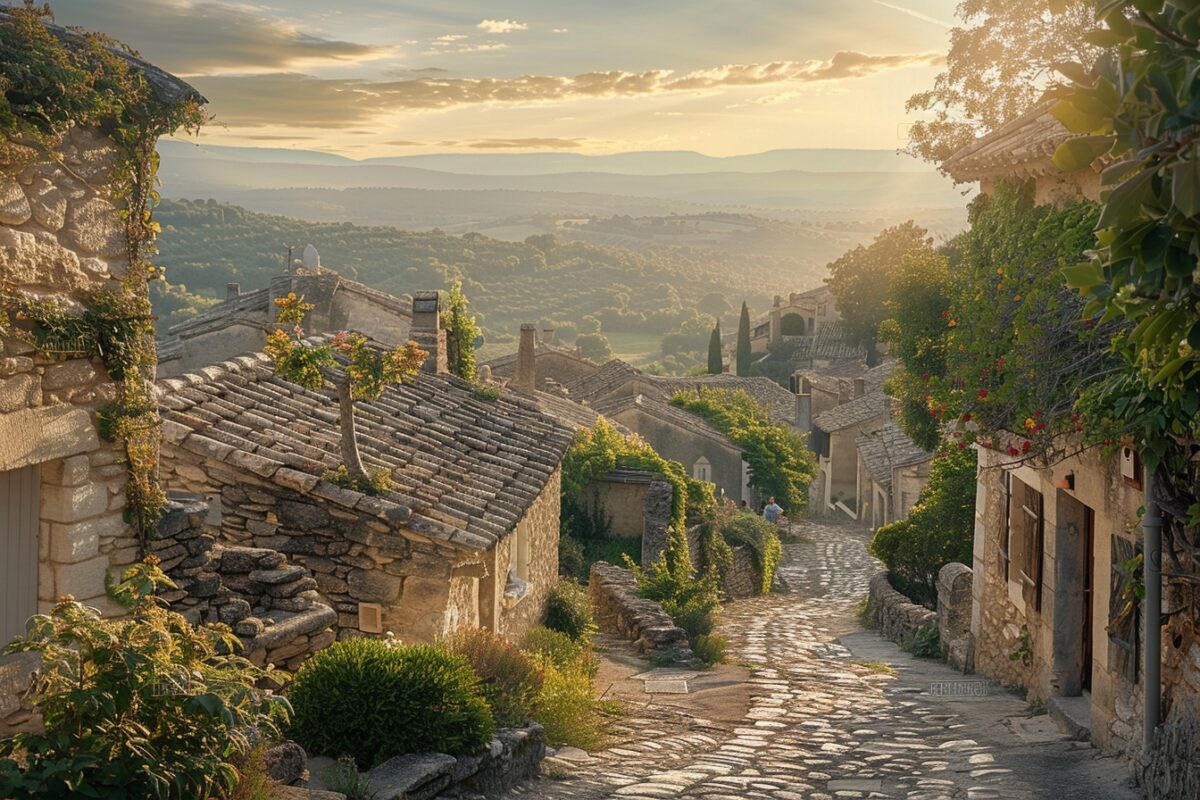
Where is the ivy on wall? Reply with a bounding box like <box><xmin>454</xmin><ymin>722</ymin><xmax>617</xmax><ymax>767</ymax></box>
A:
<box><xmin>1</xmin><ymin>2</ymin><xmax>204</xmax><ymax>551</ymax></box>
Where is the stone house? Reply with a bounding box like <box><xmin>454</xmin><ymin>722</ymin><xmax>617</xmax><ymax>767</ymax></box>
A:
<box><xmin>946</xmin><ymin>103</ymin><xmax>1167</xmax><ymax>763</ymax></box>
<box><xmin>156</xmin><ymin>308</ymin><xmax>574</xmax><ymax>644</ymax></box>
<box><xmin>808</xmin><ymin>362</ymin><xmax>895</xmax><ymax>519</ymax></box>
<box><xmin>482</xmin><ymin>325</ymin><xmax>601</xmax><ymax>392</ymax></box>
<box><xmin>748</xmin><ymin>286</ymin><xmax>841</xmax><ymax>352</ymax></box>
<box><xmin>590</xmin><ymin>393</ymin><xmax>751</xmax><ymax>504</ymax></box>
<box><xmin>854</xmin><ymin>421</ymin><xmax>932</xmax><ymax>529</ymax></box>
<box><xmin>0</xmin><ymin>43</ymin><xmax>203</xmax><ymax>647</ymax></box>
<box><xmin>158</xmin><ymin>244</ymin><xmax>413</xmax><ymax>378</ymax></box>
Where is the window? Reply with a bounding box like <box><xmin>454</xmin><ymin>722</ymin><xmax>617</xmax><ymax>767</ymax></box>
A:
<box><xmin>693</xmin><ymin>457</ymin><xmax>712</xmax><ymax>483</ymax></box>
<box><xmin>1008</xmin><ymin>476</ymin><xmax>1044</xmax><ymax>612</ymax></box>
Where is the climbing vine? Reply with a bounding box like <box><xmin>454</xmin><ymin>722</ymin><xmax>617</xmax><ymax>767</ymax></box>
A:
<box><xmin>0</xmin><ymin>2</ymin><xmax>205</xmax><ymax>552</ymax></box>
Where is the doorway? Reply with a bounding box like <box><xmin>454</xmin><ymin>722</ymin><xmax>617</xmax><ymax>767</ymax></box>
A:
<box><xmin>1053</xmin><ymin>489</ymin><xmax>1095</xmax><ymax>696</ymax></box>
<box><xmin>2</xmin><ymin>464</ymin><xmax>39</xmax><ymax>646</ymax></box>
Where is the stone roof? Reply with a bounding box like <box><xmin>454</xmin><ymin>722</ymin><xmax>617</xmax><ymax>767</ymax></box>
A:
<box><xmin>532</xmin><ymin>390</ymin><xmax>604</xmax><ymax>432</ymax></box>
<box><xmin>563</xmin><ymin>360</ymin><xmax>797</xmax><ymax>425</ymax></box>
<box><xmin>482</xmin><ymin>340</ymin><xmax>597</xmax><ymax>371</ymax></box>
<box><xmin>156</xmin><ymin>350</ymin><xmax>575</xmax><ymax>552</ymax></box>
<box><xmin>942</xmin><ymin>101</ymin><xmax>1079</xmax><ymax>183</ymax></box>
<box><xmin>165</xmin><ymin>269</ymin><xmax>412</xmax><ymax>340</ymax></box>
<box><xmin>7</xmin><ymin>12</ymin><xmax>206</xmax><ymax>106</ymax></box>
<box><xmin>591</xmin><ymin>393</ymin><xmax>736</xmax><ymax>450</ymax></box>
<box><xmin>812</xmin><ymin>361</ymin><xmax>896</xmax><ymax>433</ymax></box>
<box><xmin>856</xmin><ymin>421</ymin><xmax>932</xmax><ymax>492</ymax></box>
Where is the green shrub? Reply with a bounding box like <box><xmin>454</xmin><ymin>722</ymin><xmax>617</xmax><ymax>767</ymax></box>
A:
<box><xmin>0</xmin><ymin>560</ymin><xmax>286</xmax><ymax>800</ymax></box>
<box><xmin>911</xmin><ymin>625</ymin><xmax>940</xmax><ymax>659</ymax></box>
<box><xmin>445</xmin><ymin>628</ymin><xmax>543</xmax><ymax>728</ymax></box>
<box><xmin>545</xmin><ymin>579</ymin><xmax>597</xmax><ymax>642</ymax></box>
<box><xmin>322</xmin><ymin>756</ymin><xmax>375</xmax><ymax>800</ymax></box>
<box><xmin>692</xmin><ymin>634</ymin><xmax>727</xmax><ymax>666</ymax></box>
<box><xmin>558</xmin><ymin>532</ymin><xmax>586</xmax><ymax>580</ymax></box>
<box><xmin>718</xmin><ymin>512</ymin><xmax>783</xmax><ymax>595</ymax></box>
<box><xmin>869</xmin><ymin>448</ymin><xmax>976</xmax><ymax>605</ymax></box>
<box><xmin>286</xmin><ymin>638</ymin><xmax>494</xmax><ymax>768</ymax></box>
<box><xmin>522</xmin><ymin>626</ymin><xmax>599</xmax><ymax>679</ymax></box>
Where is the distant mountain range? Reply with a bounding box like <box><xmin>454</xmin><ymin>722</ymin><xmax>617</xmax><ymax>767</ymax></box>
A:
<box><xmin>158</xmin><ymin>140</ymin><xmax>936</xmax><ymax>175</ymax></box>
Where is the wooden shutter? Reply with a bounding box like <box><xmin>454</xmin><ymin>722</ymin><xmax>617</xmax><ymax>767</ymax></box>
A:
<box><xmin>1018</xmin><ymin>481</ymin><xmax>1044</xmax><ymax>612</ymax></box>
<box><xmin>1108</xmin><ymin>535</ymin><xmax>1140</xmax><ymax>683</ymax></box>
<box><xmin>1008</xmin><ymin>477</ymin><xmax>1025</xmax><ymax>588</ymax></box>
<box><xmin>2</xmin><ymin>465</ymin><xmax>39</xmax><ymax>645</ymax></box>
<box><xmin>1000</xmin><ymin>471</ymin><xmax>1013</xmax><ymax>581</ymax></box>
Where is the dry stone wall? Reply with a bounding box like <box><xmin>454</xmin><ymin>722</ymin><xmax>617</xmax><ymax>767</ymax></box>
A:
<box><xmin>589</xmin><ymin>562</ymin><xmax>696</xmax><ymax>665</ymax></box>
<box><xmin>937</xmin><ymin>562</ymin><xmax>974</xmax><ymax>671</ymax></box>
<box><xmin>866</xmin><ymin>572</ymin><xmax>937</xmax><ymax>651</ymax></box>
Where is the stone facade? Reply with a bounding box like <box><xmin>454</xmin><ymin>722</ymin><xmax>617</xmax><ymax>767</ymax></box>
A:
<box><xmin>577</xmin><ymin>469</ymin><xmax>674</xmax><ymax>567</ymax></box>
<box><xmin>937</xmin><ymin>562</ymin><xmax>974</xmax><ymax>671</ymax></box>
<box><xmin>589</xmin><ymin>562</ymin><xmax>696</xmax><ymax>665</ymax></box>
<box><xmin>1</xmin><ymin>126</ymin><xmax>176</xmax><ymax>640</ymax></box>
<box><xmin>865</xmin><ymin>572</ymin><xmax>937</xmax><ymax>651</ymax></box>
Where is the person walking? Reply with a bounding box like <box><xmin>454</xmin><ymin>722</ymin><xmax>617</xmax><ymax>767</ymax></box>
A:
<box><xmin>762</xmin><ymin>497</ymin><xmax>783</xmax><ymax>525</ymax></box>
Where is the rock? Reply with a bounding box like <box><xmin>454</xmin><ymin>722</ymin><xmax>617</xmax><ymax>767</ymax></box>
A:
<box><xmin>0</xmin><ymin>227</ymin><xmax>89</xmax><ymax>291</ymax></box>
<box><xmin>219</xmin><ymin>546</ymin><xmax>286</xmax><ymax>573</ymax></box>
<box><xmin>263</xmin><ymin>741</ymin><xmax>307</xmax><ymax>785</ymax></box>
<box><xmin>218</xmin><ymin>598</ymin><xmax>253</xmax><ymax>625</ymax></box>
<box><xmin>348</xmin><ymin>569</ymin><xmax>402</xmax><ymax>603</ymax></box>
<box><xmin>0</xmin><ymin>178</ymin><xmax>31</xmax><ymax>225</ymax></box>
<box><xmin>250</xmin><ymin>565</ymin><xmax>309</xmax><ymax>585</ymax></box>
<box><xmin>272</xmin><ymin>787</ymin><xmax>346</xmax><ymax>800</ymax></box>
<box><xmin>367</xmin><ymin>753</ymin><xmax>457</xmax><ymax>800</ymax></box>
<box><xmin>63</xmin><ymin>195</ymin><xmax>125</xmax><ymax>257</ymax></box>
<box><xmin>235</xmin><ymin>617</ymin><xmax>265</xmax><ymax>637</ymax></box>
<box><xmin>0</xmin><ymin>374</ymin><xmax>39</xmax><ymax>414</ymax></box>
<box><xmin>26</xmin><ymin>177</ymin><xmax>67</xmax><ymax>231</ymax></box>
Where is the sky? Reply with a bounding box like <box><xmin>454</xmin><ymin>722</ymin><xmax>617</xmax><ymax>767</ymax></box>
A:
<box><xmin>34</xmin><ymin>0</ymin><xmax>959</xmax><ymax>158</ymax></box>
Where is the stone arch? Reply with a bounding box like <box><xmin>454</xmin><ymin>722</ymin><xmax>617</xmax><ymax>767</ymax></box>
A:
<box><xmin>780</xmin><ymin>313</ymin><xmax>807</xmax><ymax>336</ymax></box>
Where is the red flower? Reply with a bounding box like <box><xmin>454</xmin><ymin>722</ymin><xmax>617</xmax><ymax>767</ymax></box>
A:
<box><xmin>958</xmin><ymin>442</ymin><xmax>967</xmax><ymax>449</ymax></box>
<box><xmin>1007</xmin><ymin>446</ymin><xmax>1020</xmax><ymax>456</ymax></box>
<box><xmin>978</xmin><ymin>389</ymin><xmax>989</xmax><ymax>399</ymax></box>
<box><xmin>941</xmin><ymin>310</ymin><xmax>949</xmax><ymax>318</ymax></box>
<box><xmin>1021</xmin><ymin>441</ymin><xmax>1032</xmax><ymax>454</ymax></box>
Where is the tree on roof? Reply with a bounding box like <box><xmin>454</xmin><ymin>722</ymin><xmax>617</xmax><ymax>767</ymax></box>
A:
<box><xmin>707</xmin><ymin>319</ymin><xmax>722</xmax><ymax>375</ymax></box>
<box><xmin>441</xmin><ymin>280</ymin><xmax>479</xmax><ymax>382</ymax></box>
<box><xmin>264</xmin><ymin>293</ymin><xmax>427</xmax><ymax>492</ymax></box>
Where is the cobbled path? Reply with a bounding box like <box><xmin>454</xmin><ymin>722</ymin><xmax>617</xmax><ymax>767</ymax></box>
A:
<box><xmin>506</xmin><ymin>521</ymin><xmax>1135</xmax><ymax>800</ymax></box>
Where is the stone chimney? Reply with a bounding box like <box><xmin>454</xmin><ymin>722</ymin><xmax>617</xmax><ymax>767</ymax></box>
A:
<box><xmin>515</xmin><ymin>323</ymin><xmax>537</xmax><ymax>393</ymax></box>
<box><xmin>410</xmin><ymin>291</ymin><xmax>447</xmax><ymax>374</ymax></box>
<box><xmin>226</xmin><ymin>282</ymin><xmax>241</xmax><ymax>300</ymax></box>
<box><xmin>854</xmin><ymin>377</ymin><xmax>865</xmax><ymax>399</ymax></box>
<box><xmin>301</xmin><ymin>244</ymin><xmax>320</xmax><ymax>270</ymax></box>
<box><xmin>542</xmin><ymin>324</ymin><xmax>556</xmax><ymax>344</ymax></box>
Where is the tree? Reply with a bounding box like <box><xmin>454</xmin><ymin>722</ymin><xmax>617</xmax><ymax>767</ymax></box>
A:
<box><xmin>826</xmin><ymin>222</ymin><xmax>931</xmax><ymax>366</ymax></box>
<box><xmin>575</xmin><ymin>332</ymin><xmax>612</xmax><ymax>363</ymax></box>
<box><xmin>1055</xmin><ymin>2</ymin><xmax>1200</xmax><ymax>481</ymax></box>
<box><xmin>707</xmin><ymin>319</ymin><xmax>723</xmax><ymax>374</ymax></box>
<box><xmin>441</xmin><ymin>280</ymin><xmax>479</xmax><ymax>382</ymax></box>
<box><xmin>265</xmin><ymin>293</ymin><xmax>426</xmax><ymax>489</ymax></box>
<box><xmin>697</xmin><ymin>292</ymin><xmax>731</xmax><ymax>317</ymax></box>
<box><xmin>735</xmin><ymin>302</ymin><xmax>751</xmax><ymax>377</ymax></box>
<box><xmin>905</xmin><ymin>0</ymin><xmax>1100</xmax><ymax>164</ymax></box>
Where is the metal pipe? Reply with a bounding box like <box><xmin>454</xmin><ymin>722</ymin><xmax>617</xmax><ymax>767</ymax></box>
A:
<box><xmin>1143</xmin><ymin>468</ymin><xmax>1163</xmax><ymax>753</ymax></box>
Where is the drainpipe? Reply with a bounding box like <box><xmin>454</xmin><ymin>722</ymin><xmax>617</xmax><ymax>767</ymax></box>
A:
<box><xmin>1143</xmin><ymin>469</ymin><xmax>1162</xmax><ymax>753</ymax></box>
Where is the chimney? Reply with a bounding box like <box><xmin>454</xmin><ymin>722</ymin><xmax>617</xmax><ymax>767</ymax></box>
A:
<box><xmin>301</xmin><ymin>244</ymin><xmax>320</xmax><ymax>270</ymax></box>
<box><xmin>542</xmin><ymin>324</ymin><xmax>556</xmax><ymax>344</ymax></box>
<box><xmin>854</xmin><ymin>377</ymin><xmax>865</xmax><ymax>399</ymax></box>
<box><xmin>410</xmin><ymin>291</ymin><xmax>447</xmax><ymax>374</ymax></box>
<box><xmin>226</xmin><ymin>282</ymin><xmax>241</xmax><ymax>300</ymax></box>
<box><xmin>796</xmin><ymin>392</ymin><xmax>812</xmax><ymax>434</ymax></box>
<box><xmin>515</xmin><ymin>323</ymin><xmax>537</xmax><ymax>393</ymax></box>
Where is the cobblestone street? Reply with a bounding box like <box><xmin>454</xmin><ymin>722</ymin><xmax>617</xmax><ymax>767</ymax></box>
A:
<box><xmin>508</xmin><ymin>521</ymin><xmax>1139</xmax><ymax>800</ymax></box>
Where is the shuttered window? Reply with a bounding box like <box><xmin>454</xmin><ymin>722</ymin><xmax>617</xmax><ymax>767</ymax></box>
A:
<box><xmin>1008</xmin><ymin>476</ymin><xmax>1044</xmax><ymax>612</ymax></box>
<box><xmin>1000</xmin><ymin>470</ymin><xmax>1012</xmax><ymax>581</ymax></box>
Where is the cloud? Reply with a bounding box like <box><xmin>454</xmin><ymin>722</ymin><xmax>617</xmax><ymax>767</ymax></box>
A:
<box><xmin>553</xmin><ymin>28</ymin><xmax>569</xmax><ymax>34</ymax></box>
<box><xmin>460</xmin><ymin>137</ymin><xmax>587</xmax><ymax>149</ymax></box>
<box><xmin>421</xmin><ymin>42</ymin><xmax>509</xmax><ymax>55</ymax></box>
<box><xmin>45</xmin><ymin>0</ymin><xmax>387</xmax><ymax>75</ymax></box>
<box><xmin>194</xmin><ymin>51</ymin><xmax>944</xmax><ymax>128</ymax></box>
<box><xmin>477</xmin><ymin>19</ymin><xmax>528</xmax><ymax>34</ymax></box>
<box><xmin>870</xmin><ymin>1</ymin><xmax>953</xmax><ymax>29</ymax></box>
<box><xmin>435</xmin><ymin>34</ymin><xmax>469</xmax><ymax>43</ymax></box>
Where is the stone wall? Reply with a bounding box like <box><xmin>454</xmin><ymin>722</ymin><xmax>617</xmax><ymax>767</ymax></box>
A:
<box><xmin>866</xmin><ymin>572</ymin><xmax>937</xmax><ymax>651</ymax></box>
<box><xmin>495</xmin><ymin>468</ymin><xmax>561</xmax><ymax>641</ymax></box>
<box><xmin>150</xmin><ymin>499</ymin><xmax>337</xmax><ymax>671</ymax></box>
<box><xmin>1</xmin><ymin>126</ymin><xmax>144</xmax><ymax>625</ymax></box>
<box><xmin>936</xmin><ymin>562</ymin><xmax>974</xmax><ymax>672</ymax></box>
<box><xmin>0</xmin><ymin>651</ymin><xmax>41</xmax><ymax>738</ymax></box>
<box><xmin>589</xmin><ymin>562</ymin><xmax>696</xmax><ymax>665</ymax></box>
<box><xmin>724</xmin><ymin>545</ymin><xmax>759</xmax><ymax>599</ymax></box>
<box><xmin>366</xmin><ymin>723</ymin><xmax>546</xmax><ymax>800</ymax></box>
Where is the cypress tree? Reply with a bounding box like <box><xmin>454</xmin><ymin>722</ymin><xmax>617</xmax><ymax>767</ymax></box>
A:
<box><xmin>707</xmin><ymin>319</ymin><xmax>723</xmax><ymax>374</ymax></box>
<box><xmin>736</xmin><ymin>302</ymin><xmax>751</xmax><ymax>376</ymax></box>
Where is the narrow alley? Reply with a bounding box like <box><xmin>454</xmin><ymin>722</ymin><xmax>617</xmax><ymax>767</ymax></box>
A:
<box><xmin>510</xmin><ymin>522</ymin><xmax>1138</xmax><ymax>800</ymax></box>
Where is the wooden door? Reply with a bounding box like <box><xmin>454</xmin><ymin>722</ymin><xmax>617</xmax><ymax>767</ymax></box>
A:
<box><xmin>2</xmin><ymin>465</ymin><xmax>39</xmax><ymax>646</ymax></box>
<box><xmin>1081</xmin><ymin>507</ymin><xmax>1095</xmax><ymax>692</ymax></box>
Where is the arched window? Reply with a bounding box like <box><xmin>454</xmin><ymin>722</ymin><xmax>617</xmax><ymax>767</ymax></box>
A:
<box><xmin>780</xmin><ymin>313</ymin><xmax>807</xmax><ymax>336</ymax></box>
<box><xmin>692</xmin><ymin>457</ymin><xmax>712</xmax><ymax>483</ymax></box>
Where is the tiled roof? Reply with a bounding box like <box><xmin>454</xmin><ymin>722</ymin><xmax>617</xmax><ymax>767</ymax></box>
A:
<box><xmin>942</xmin><ymin>101</ymin><xmax>1095</xmax><ymax>182</ymax></box>
<box><xmin>482</xmin><ymin>340</ymin><xmax>597</xmax><ymax>371</ymax></box>
<box><xmin>532</xmin><ymin>390</ymin><xmax>604</xmax><ymax>432</ymax></box>
<box><xmin>165</xmin><ymin>269</ymin><xmax>412</xmax><ymax>339</ymax></box>
<box><xmin>157</xmin><ymin>350</ymin><xmax>575</xmax><ymax>552</ymax></box>
<box><xmin>812</xmin><ymin>362</ymin><xmax>896</xmax><ymax>433</ymax></box>
<box><xmin>590</xmin><ymin>393</ymin><xmax>735</xmax><ymax>450</ymax></box>
<box><xmin>856</xmin><ymin>421</ymin><xmax>932</xmax><ymax>492</ymax></box>
<box><xmin>563</xmin><ymin>360</ymin><xmax>798</xmax><ymax>425</ymax></box>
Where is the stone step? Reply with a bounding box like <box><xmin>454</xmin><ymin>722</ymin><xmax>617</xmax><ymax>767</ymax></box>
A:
<box><xmin>1047</xmin><ymin>694</ymin><xmax>1091</xmax><ymax>742</ymax></box>
<box><xmin>249</xmin><ymin>564</ymin><xmax>309</xmax><ymax>585</ymax></box>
